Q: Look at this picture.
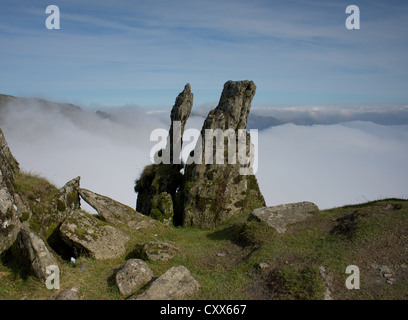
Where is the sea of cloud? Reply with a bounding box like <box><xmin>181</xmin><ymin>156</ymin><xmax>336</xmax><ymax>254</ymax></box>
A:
<box><xmin>1</xmin><ymin>99</ymin><xmax>407</xmax><ymax>213</ymax></box>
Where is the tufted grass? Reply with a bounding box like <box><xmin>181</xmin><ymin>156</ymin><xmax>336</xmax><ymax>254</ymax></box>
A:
<box><xmin>1</xmin><ymin>171</ymin><xmax>408</xmax><ymax>300</ymax></box>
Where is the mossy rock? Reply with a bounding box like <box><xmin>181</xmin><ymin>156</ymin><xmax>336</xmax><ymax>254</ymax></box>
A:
<box><xmin>150</xmin><ymin>192</ymin><xmax>174</xmax><ymax>224</ymax></box>
<box><xmin>19</xmin><ymin>212</ymin><xmax>30</xmax><ymax>223</ymax></box>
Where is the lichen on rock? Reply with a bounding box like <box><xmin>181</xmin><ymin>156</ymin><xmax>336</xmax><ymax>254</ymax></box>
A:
<box><xmin>59</xmin><ymin>209</ymin><xmax>130</xmax><ymax>260</ymax></box>
<box><xmin>134</xmin><ymin>81</ymin><xmax>265</xmax><ymax>229</ymax></box>
<box><xmin>181</xmin><ymin>80</ymin><xmax>265</xmax><ymax>228</ymax></box>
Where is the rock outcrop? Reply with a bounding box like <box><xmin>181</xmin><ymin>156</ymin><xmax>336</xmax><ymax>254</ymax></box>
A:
<box><xmin>135</xmin><ymin>84</ymin><xmax>193</xmax><ymax>223</ymax></box>
<box><xmin>129</xmin><ymin>265</ymin><xmax>200</xmax><ymax>300</ymax></box>
<box><xmin>150</xmin><ymin>192</ymin><xmax>174</xmax><ymax>225</ymax></box>
<box><xmin>0</xmin><ymin>128</ymin><xmax>19</xmax><ymax>173</ymax></box>
<box><xmin>59</xmin><ymin>210</ymin><xmax>130</xmax><ymax>260</ymax></box>
<box><xmin>38</xmin><ymin>177</ymin><xmax>81</xmax><ymax>237</ymax></box>
<box><xmin>16</xmin><ymin>227</ymin><xmax>58</xmax><ymax>281</ymax></box>
<box><xmin>115</xmin><ymin>259</ymin><xmax>154</xmax><ymax>296</ymax></box>
<box><xmin>249</xmin><ymin>201</ymin><xmax>319</xmax><ymax>233</ymax></box>
<box><xmin>78</xmin><ymin>188</ymin><xmax>158</xmax><ymax>230</ymax></box>
<box><xmin>168</xmin><ymin>83</ymin><xmax>194</xmax><ymax>163</ymax></box>
<box><xmin>0</xmin><ymin>128</ymin><xmax>28</xmax><ymax>254</ymax></box>
<box><xmin>134</xmin><ymin>81</ymin><xmax>265</xmax><ymax>229</ymax></box>
<box><xmin>181</xmin><ymin>80</ymin><xmax>265</xmax><ymax>228</ymax></box>
<box><xmin>55</xmin><ymin>177</ymin><xmax>81</xmax><ymax>213</ymax></box>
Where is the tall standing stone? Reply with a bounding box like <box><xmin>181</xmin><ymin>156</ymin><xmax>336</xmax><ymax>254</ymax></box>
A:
<box><xmin>169</xmin><ymin>83</ymin><xmax>193</xmax><ymax>164</ymax></box>
<box><xmin>181</xmin><ymin>80</ymin><xmax>265</xmax><ymax>228</ymax></box>
<box><xmin>135</xmin><ymin>84</ymin><xmax>193</xmax><ymax>222</ymax></box>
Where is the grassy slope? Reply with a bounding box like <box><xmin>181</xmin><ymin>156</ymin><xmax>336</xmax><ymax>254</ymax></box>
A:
<box><xmin>1</xmin><ymin>172</ymin><xmax>407</xmax><ymax>300</ymax></box>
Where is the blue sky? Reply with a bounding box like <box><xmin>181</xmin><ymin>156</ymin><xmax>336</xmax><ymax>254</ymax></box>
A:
<box><xmin>0</xmin><ymin>0</ymin><xmax>407</xmax><ymax>108</ymax></box>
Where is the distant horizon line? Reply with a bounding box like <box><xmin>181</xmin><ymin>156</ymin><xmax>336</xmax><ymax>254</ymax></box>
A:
<box><xmin>1</xmin><ymin>92</ymin><xmax>407</xmax><ymax>111</ymax></box>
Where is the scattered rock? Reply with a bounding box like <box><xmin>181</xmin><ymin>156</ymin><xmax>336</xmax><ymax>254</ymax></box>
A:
<box><xmin>369</xmin><ymin>263</ymin><xmax>379</xmax><ymax>270</ymax></box>
<box><xmin>379</xmin><ymin>265</ymin><xmax>392</xmax><ymax>275</ymax></box>
<box><xmin>249</xmin><ymin>202</ymin><xmax>319</xmax><ymax>234</ymax></box>
<box><xmin>115</xmin><ymin>259</ymin><xmax>154</xmax><ymax>296</ymax></box>
<box><xmin>59</xmin><ymin>210</ymin><xmax>130</xmax><ymax>260</ymax></box>
<box><xmin>136</xmin><ymin>241</ymin><xmax>180</xmax><ymax>261</ymax></box>
<box><xmin>16</xmin><ymin>227</ymin><xmax>58</xmax><ymax>281</ymax></box>
<box><xmin>129</xmin><ymin>265</ymin><xmax>200</xmax><ymax>300</ymax></box>
<box><xmin>259</xmin><ymin>262</ymin><xmax>269</xmax><ymax>269</ymax></box>
<box><xmin>78</xmin><ymin>188</ymin><xmax>157</xmax><ymax>230</ymax></box>
<box><xmin>53</xmin><ymin>287</ymin><xmax>80</xmax><ymax>300</ymax></box>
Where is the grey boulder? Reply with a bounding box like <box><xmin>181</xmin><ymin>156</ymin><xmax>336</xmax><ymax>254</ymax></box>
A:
<box><xmin>17</xmin><ymin>227</ymin><xmax>58</xmax><ymax>281</ymax></box>
<box><xmin>250</xmin><ymin>201</ymin><xmax>319</xmax><ymax>233</ymax></box>
<box><xmin>78</xmin><ymin>188</ymin><xmax>159</xmax><ymax>230</ymax></box>
<box><xmin>59</xmin><ymin>210</ymin><xmax>130</xmax><ymax>260</ymax></box>
<box><xmin>129</xmin><ymin>265</ymin><xmax>200</xmax><ymax>300</ymax></box>
<box><xmin>115</xmin><ymin>259</ymin><xmax>154</xmax><ymax>296</ymax></box>
<box><xmin>136</xmin><ymin>241</ymin><xmax>180</xmax><ymax>262</ymax></box>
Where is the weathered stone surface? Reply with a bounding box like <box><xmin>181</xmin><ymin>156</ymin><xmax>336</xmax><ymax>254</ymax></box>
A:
<box><xmin>135</xmin><ymin>81</ymin><xmax>265</xmax><ymax>229</ymax></box>
<box><xmin>135</xmin><ymin>164</ymin><xmax>182</xmax><ymax>222</ymax></box>
<box><xmin>129</xmin><ymin>265</ymin><xmax>200</xmax><ymax>300</ymax></box>
<box><xmin>115</xmin><ymin>259</ymin><xmax>154</xmax><ymax>296</ymax></box>
<box><xmin>150</xmin><ymin>192</ymin><xmax>173</xmax><ymax>225</ymax></box>
<box><xmin>55</xmin><ymin>177</ymin><xmax>80</xmax><ymax>213</ymax></box>
<box><xmin>0</xmin><ymin>128</ymin><xmax>27</xmax><ymax>254</ymax></box>
<box><xmin>168</xmin><ymin>83</ymin><xmax>194</xmax><ymax>163</ymax></box>
<box><xmin>16</xmin><ymin>227</ymin><xmax>58</xmax><ymax>281</ymax></box>
<box><xmin>53</xmin><ymin>287</ymin><xmax>80</xmax><ymax>300</ymax></box>
<box><xmin>37</xmin><ymin>177</ymin><xmax>81</xmax><ymax>236</ymax></box>
<box><xmin>78</xmin><ymin>188</ymin><xmax>158</xmax><ymax>230</ymax></box>
<box><xmin>0</xmin><ymin>128</ymin><xmax>19</xmax><ymax>174</ymax></box>
<box><xmin>249</xmin><ymin>201</ymin><xmax>319</xmax><ymax>233</ymax></box>
<box><xmin>182</xmin><ymin>80</ymin><xmax>265</xmax><ymax>228</ymax></box>
<box><xmin>59</xmin><ymin>210</ymin><xmax>130</xmax><ymax>260</ymax></box>
<box><xmin>136</xmin><ymin>241</ymin><xmax>180</xmax><ymax>262</ymax></box>
<box><xmin>135</xmin><ymin>84</ymin><xmax>193</xmax><ymax>222</ymax></box>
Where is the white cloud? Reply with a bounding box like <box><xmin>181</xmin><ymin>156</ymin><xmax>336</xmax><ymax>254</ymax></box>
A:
<box><xmin>1</xmin><ymin>98</ymin><xmax>407</xmax><ymax>213</ymax></box>
<box><xmin>1</xmin><ymin>98</ymin><xmax>168</xmax><ymax>210</ymax></box>
<box><xmin>257</xmin><ymin>122</ymin><xmax>408</xmax><ymax>209</ymax></box>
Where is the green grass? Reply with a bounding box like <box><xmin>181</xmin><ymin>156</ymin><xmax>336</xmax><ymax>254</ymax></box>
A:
<box><xmin>13</xmin><ymin>171</ymin><xmax>59</xmax><ymax>203</ymax></box>
<box><xmin>2</xmin><ymin>172</ymin><xmax>408</xmax><ymax>300</ymax></box>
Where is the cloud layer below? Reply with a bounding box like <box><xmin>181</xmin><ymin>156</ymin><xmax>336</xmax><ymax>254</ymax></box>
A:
<box><xmin>1</xmin><ymin>99</ymin><xmax>407</xmax><ymax>212</ymax></box>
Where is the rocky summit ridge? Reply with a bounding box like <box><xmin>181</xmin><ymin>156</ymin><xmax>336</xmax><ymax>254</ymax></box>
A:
<box><xmin>3</xmin><ymin>82</ymin><xmax>405</xmax><ymax>301</ymax></box>
<box><xmin>135</xmin><ymin>80</ymin><xmax>265</xmax><ymax>228</ymax></box>
<box><xmin>0</xmin><ymin>81</ymin><xmax>325</xmax><ymax>300</ymax></box>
